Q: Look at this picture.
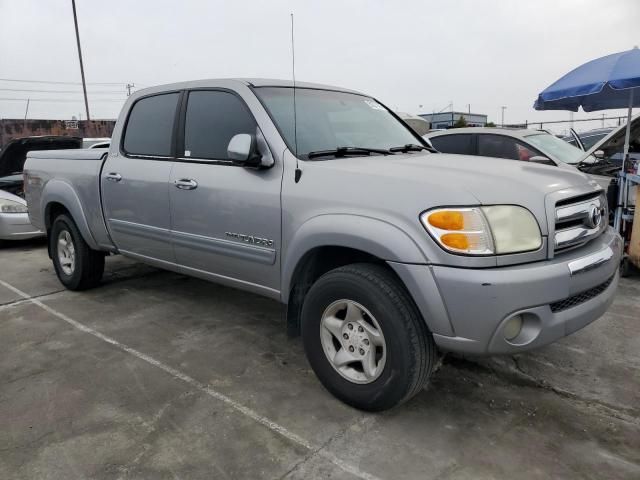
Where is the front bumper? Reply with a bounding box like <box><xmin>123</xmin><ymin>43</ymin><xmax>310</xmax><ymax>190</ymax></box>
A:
<box><xmin>0</xmin><ymin>212</ymin><xmax>44</xmax><ymax>241</ymax></box>
<box><xmin>390</xmin><ymin>227</ymin><xmax>622</xmax><ymax>355</ymax></box>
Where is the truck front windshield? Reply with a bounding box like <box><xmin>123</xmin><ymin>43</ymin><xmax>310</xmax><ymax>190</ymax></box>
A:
<box><xmin>253</xmin><ymin>87</ymin><xmax>421</xmax><ymax>159</ymax></box>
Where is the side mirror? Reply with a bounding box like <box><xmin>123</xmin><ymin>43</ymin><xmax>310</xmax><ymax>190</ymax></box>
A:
<box><xmin>593</xmin><ymin>149</ymin><xmax>605</xmax><ymax>159</ymax></box>
<box><xmin>227</xmin><ymin>134</ymin><xmax>261</xmax><ymax>167</ymax></box>
<box><xmin>529</xmin><ymin>156</ymin><xmax>554</xmax><ymax>165</ymax></box>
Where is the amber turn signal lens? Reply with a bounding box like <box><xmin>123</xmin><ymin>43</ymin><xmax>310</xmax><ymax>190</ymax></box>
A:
<box><xmin>428</xmin><ymin>210</ymin><xmax>464</xmax><ymax>230</ymax></box>
<box><xmin>440</xmin><ymin>233</ymin><xmax>469</xmax><ymax>250</ymax></box>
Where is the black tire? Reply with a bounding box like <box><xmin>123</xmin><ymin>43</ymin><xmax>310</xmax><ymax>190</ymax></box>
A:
<box><xmin>50</xmin><ymin>214</ymin><xmax>105</xmax><ymax>290</ymax></box>
<box><xmin>301</xmin><ymin>263</ymin><xmax>437</xmax><ymax>411</ymax></box>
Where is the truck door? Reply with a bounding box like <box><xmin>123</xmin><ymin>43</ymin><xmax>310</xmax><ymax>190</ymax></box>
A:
<box><xmin>101</xmin><ymin>91</ymin><xmax>180</xmax><ymax>262</ymax></box>
<box><xmin>169</xmin><ymin>89</ymin><xmax>282</xmax><ymax>295</ymax></box>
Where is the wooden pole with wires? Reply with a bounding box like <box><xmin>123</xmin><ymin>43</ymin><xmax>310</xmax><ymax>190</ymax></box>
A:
<box><xmin>71</xmin><ymin>0</ymin><xmax>90</xmax><ymax>121</ymax></box>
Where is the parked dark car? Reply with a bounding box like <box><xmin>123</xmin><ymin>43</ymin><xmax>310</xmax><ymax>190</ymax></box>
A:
<box><xmin>562</xmin><ymin>128</ymin><xmax>614</xmax><ymax>151</ymax></box>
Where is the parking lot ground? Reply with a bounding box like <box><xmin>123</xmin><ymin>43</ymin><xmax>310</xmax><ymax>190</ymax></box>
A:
<box><xmin>1</xmin><ymin>241</ymin><xmax>639</xmax><ymax>480</ymax></box>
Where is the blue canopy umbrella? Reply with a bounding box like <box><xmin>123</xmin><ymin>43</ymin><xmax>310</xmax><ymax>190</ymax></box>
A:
<box><xmin>534</xmin><ymin>46</ymin><xmax>640</xmax><ymax>231</ymax></box>
<box><xmin>534</xmin><ymin>46</ymin><xmax>640</xmax><ymax>112</ymax></box>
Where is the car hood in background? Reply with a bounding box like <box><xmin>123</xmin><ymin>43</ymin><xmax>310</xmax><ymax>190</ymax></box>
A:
<box><xmin>580</xmin><ymin>113</ymin><xmax>640</xmax><ymax>163</ymax></box>
<box><xmin>0</xmin><ymin>185</ymin><xmax>27</xmax><ymax>206</ymax></box>
<box><xmin>0</xmin><ymin>136</ymin><xmax>82</xmax><ymax>178</ymax></box>
<box><xmin>0</xmin><ymin>174</ymin><xmax>25</xmax><ymax>197</ymax></box>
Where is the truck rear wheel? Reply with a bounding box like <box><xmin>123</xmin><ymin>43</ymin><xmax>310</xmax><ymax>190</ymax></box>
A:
<box><xmin>301</xmin><ymin>263</ymin><xmax>437</xmax><ymax>411</ymax></box>
<box><xmin>50</xmin><ymin>214</ymin><xmax>105</xmax><ymax>290</ymax></box>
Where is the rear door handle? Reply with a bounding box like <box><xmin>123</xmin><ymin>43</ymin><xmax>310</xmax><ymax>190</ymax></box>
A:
<box><xmin>105</xmin><ymin>172</ymin><xmax>122</xmax><ymax>182</ymax></box>
<box><xmin>174</xmin><ymin>178</ymin><xmax>198</xmax><ymax>190</ymax></box>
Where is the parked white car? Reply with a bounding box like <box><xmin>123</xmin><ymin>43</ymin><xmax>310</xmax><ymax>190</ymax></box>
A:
<box><xmin>423</xmin><ymin>127</ymin><xmax>612</xmax><ymax>189</ymax></box>
<box><xmin>83</xmin><ymin>138</ymin><xmax>111</xmax><ymax>149</ymax></box>
<box><xmin>0</xmin><ymin>136</ymin><xmax>80</xmax><ymax>245</ymax></box>
<box><xmin>0</xmin><ymin>186</ymin><xmax>43</xmax><ymax>244</ymax></box>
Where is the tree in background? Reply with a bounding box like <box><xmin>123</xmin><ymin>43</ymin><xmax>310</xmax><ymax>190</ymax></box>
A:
<box><xmin>452</xmin><ymin>116</ymin><xmax>468</xmax><ymax>128</ymax></box>
<box><xmin>485</xmin><ymin>121</ymin><xmax>496</xmax><ymax>127</ymax></box>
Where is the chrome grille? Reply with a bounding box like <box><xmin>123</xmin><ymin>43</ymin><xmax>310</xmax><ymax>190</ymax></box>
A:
<box><xmin>554</xmin><ymin>193</ymin><xmax>606</xmax><ymax>251</ymax></box>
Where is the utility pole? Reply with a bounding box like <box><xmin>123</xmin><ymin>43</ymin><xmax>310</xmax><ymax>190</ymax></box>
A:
<box><xmin>467</xmin><ymin>104</ymin><xmax>471</xmax><ymax>114</ymax></box>
<box><xmin>23</xmin><ymin>99</ymin><xmax>30</xmax><ymax>131</ymax></box>
<box><xmin>449</xmin><ymin>101</ymin><xmax>453</xmax><ymax>127</ymax></box>
<box><xmin>501</xmin><ymin>106</ymin><xmax>507</xmax><ymax>127</ymax></box>
<box><xmin>126</xmin><ymin>83</ymin><xmax>135</xmax><ymax>96</ymax></box>
<box><xmin>71</xmin><ymin>0</ymin><xmax>90</xmax><ymax>121</ymax></box>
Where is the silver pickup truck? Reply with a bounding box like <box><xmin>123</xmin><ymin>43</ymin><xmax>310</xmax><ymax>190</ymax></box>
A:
<box><xmin>25</xmin><ymin>79</ymin><xmax>622</xmax><ymax>411</ymax></box>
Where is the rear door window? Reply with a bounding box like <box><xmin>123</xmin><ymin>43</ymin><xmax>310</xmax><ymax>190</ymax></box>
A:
<box><xmin>183</xmin><ymin>90</ymin><xmax>257</xmax><ymax>160</ymax></box>
<box><xmin>123</xmin><ymin>93</ymin><xmax>180</xmax><ymax>157</ymax></box>
<box><xmin>478</xmin><ymin>134</ymin><xmax>544</xmax><ymax>162</ymax></box>
<box><xmin>515</xmin><ymin>143</ymin><xmax>540</xmax><ymax>161</ymax></box>
<box><xmin>429</xmin><ymin>134</ymin><xmax>475</xmax><ymax>155</ymax></box>
<box><xmin>478</xmin><ymin>134</ymin><xmax>520</xmax><ymax>160</ymax></box>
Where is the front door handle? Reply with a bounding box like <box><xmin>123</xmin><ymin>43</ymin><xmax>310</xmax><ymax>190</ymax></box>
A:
<box><xmin>105</xmin><ymin>172</ymin><xmax>122</xmax><ymax>182</ymax></box>
<box><xmin>174</xmin><ymin>178</ymin><xmax>198</xmax><ymax>190</ymax></box>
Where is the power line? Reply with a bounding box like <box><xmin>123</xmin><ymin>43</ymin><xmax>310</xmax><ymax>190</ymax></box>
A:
<box><xmin>0</xmin><ymin>88</ymin><xmax>126</xmax><ymax>94</ymax></box>
<box><xmin>0</xmin><ymin>97</ymin><xmax>125</xmax><ymax>103</ymax></box>
<box><xmin>0</xmin><ymin>78</ymin><xmax>142</xmax><ymax>86</ymax></box>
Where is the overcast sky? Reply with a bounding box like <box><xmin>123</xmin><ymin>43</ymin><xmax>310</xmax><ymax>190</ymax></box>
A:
<box><xmin>1</xmin><ymin>0</ymin><xmax>638</xmax><ymax>133</ymax></box>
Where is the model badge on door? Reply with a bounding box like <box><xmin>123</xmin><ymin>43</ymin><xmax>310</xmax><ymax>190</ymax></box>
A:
<box><xmin>225</xmin><ymin>232</ymin><xmax>274</xmax><ymax>247</ymax></box>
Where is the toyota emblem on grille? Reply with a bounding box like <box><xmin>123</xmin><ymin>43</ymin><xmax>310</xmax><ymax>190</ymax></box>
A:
<box><xmin>587</xmin><ymin>204</ymin><xmax>602</xmax><ymax>229</ymax></box>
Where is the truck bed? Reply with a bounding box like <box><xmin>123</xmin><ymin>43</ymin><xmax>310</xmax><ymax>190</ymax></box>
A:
<box><xmin>24</xmin><ymin>149</ymin><xmax>114</xmax><ymax>250</ymax></box>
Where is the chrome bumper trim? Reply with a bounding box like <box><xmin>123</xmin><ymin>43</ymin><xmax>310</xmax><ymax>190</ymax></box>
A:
<box><xmin>567</xmin><ymin>245</ymin><xmax>614</xmax><ymax>276</ymax></box>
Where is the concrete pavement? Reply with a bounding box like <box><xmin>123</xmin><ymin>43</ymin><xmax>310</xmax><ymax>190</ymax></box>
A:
<box><xmin>1</xmin><ymin>240</ymin><xmax>639</xmax><ymax>479</ymax></box>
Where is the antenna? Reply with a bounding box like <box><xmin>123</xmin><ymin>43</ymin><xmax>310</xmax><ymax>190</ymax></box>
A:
<box><xmin>291</xmin><ymin>13</ymin><xmax>302</xmax><ymax>183</ymax></box>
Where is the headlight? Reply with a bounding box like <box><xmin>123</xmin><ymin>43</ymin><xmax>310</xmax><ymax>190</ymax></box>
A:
<box><xmin>420</xmin><ymin>206</ymin><xmax>541</xmax><ymax>255</ymax></box>
<box><xmin>0</xmin><ymin>198</ymin><xmax>28</xmax><ymax>214</ymax></box>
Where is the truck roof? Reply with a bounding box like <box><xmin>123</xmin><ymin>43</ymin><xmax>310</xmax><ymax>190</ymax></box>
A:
<box><xmin>132</xmin><ymin>78</ymin><xmax>365</xmax><ymax>97</ymax></box>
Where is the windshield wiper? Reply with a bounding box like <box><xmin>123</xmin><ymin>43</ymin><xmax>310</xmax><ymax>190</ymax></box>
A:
<box><xmin>389</xmin><ymin>144</ymin><xmax>432</xmax><ymax>153</ymax></box>
<box><xmin>575</xmin><ymin>155</ymin><xmax>605</xmax><ymax>171</ymax></box>
<box><xmin>307</xmin><ymin>146</ymin><xmax>392</xmax><ymax>159</ymax></box>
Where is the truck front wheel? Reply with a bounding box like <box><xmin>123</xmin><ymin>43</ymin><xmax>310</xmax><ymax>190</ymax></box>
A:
<box><xmin>50</xmin><ymin>214</ymin><xmax>105</xmax><ymax>290</ymax></box>
<box><xmin>301</xmin><ymin>263</ymin><xmax>437</xmax><ymax>411</ymax></box>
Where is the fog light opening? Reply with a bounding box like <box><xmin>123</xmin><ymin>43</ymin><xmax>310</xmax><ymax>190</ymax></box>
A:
<box><xmin>503</xmin><ymin>315</ymin><xmax>523</xmax><ymax>341</ymax></box>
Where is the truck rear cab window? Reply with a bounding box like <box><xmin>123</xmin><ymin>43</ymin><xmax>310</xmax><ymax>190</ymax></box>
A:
<box><xmin>429</xmin><ymin>134</ymin><xmax>474</xmax><ymax>155</ymax></box>
<box><xmin>183</xmin><ymin>91</ymin><xmax>257</xmax><ymax>160</ymax></box>
<box><xmin>123</xmin><ymin>93</ymin><xmax>180</xmax><ymax>157</ymax></box>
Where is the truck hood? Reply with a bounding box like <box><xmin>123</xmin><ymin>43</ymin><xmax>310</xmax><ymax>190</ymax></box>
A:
<box><xmin>308</xmin><ymin>152</ymin><xmax>601</xmax><ymax>235</ymax></box>
<box><xmin>318</xmin><ymin>152</ymin><xmax>596</xmax><ymax>200</ymax></box>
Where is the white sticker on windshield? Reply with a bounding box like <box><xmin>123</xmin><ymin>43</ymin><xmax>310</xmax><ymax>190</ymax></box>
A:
<box><xmin>364</xmin><ymin>100</ymin><xmax>385</xmax><ymax>111</ymax></box>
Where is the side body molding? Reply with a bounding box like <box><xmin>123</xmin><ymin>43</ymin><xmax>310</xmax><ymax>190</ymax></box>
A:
<box><xmin>41</xmin><ymin>179</ymin><xmax>100</xmax><ymax>250</ymax></box>
<box><xmin>281</xmin><ymin>214</ymin><xmax>427</xmax><ymax>304</ymax></box>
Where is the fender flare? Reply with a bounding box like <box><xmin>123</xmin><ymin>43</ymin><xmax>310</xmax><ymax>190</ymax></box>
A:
<box><xmin>281</xmin><ymin>214</ymin><xmax>427</xmax><ymax>303</ymax></box>
<box><xmin>41</xmin><ymin>179</ymin><xmax>100</xmax><ymax>250</ymax></box>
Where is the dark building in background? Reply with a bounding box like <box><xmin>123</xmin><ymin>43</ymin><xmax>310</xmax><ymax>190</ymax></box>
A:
<box><xmin>418</xmin><ymin>112</ymin><xmax>488</xmax><ymax>129</ymax></box>
<box><xmin>0</xmin><ymin>119</ymin><xmax>115</xmax><ymax>147</ymax></box>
